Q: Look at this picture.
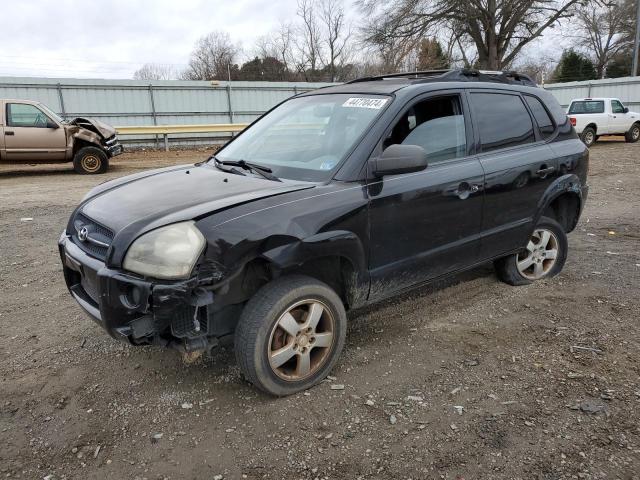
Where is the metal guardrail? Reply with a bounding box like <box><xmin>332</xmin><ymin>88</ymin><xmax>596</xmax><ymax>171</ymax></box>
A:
<box><xmin>115</xmin><ymin>123</ymin><xmax>249</xmax><ymax>151</ymax></box>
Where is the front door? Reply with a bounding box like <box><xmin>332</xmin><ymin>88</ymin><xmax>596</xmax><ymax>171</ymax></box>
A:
<box><xmin>4</xmin><ymin>103</ymin><xmax>66</xmax><ymax>162</ymax></box>
<box><xmin>610</xmin><ymin>99</ymin><xmax>630</xmax><ymax>134</ymax></box>
<box><xmin>367</xmin><ymin>92</ymin><xmax>484</xmax><ymax>300</ymax></box>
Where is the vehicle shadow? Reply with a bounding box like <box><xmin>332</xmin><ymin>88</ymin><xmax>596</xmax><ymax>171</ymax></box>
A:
<box><xmin>206</xmin><ymin>265</ymin><xmax>494</xmax><ymax>358</ymax></box>
<box><xmin>0</xmin><ymin>165</ymin><xmax>76</xmax><ymax>178</ymax></box>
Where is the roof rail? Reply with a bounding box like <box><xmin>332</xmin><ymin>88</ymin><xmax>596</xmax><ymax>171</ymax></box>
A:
<box><xmin>346</xmin><ymin>68</ymin><xmax>537</xmax><ymax>87</ymax></box>
<box><xmin>345</xmin><ymin>70</ymin><xmax>453</xmax><ymax>84</ymax></box>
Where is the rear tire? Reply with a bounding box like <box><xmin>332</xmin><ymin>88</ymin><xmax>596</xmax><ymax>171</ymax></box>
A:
<box><xmin>581</xmin><ymin>127</ymin><xmax>596</xmax><ymax>147</ymax></box>
<box><xmin>73</xmin><ymin>146</ymin><xmax>108</xmax><ymax>174</ymax></box>
<box><xmin>234</xmin><ymin>275</ymin><xmax>347</xmax><ymax>396</ymax></box>
<box><xmin>494</xmin><ymin>216</ymin><xmax>568</xmax><ymax>286</ymax></box>
<box><xmin>625</xmin><ymin>123</ymin><xmax>640</xmax><ymax>143</ymax></box>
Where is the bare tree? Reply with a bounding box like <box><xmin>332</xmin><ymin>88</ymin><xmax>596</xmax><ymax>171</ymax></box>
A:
<box><xmin>182</xmin><ymin>31</ymin><xmax>242</xmax><ymax>80</ymax></box>
<box><xmin>133</xmin><ymin>63</ymin><xmax>177</xmax><ymax>80</ymax></box>
<box><xmin>295</xmin><ymin>0</ymin><xmax>323</xmax><ymax>79</ymax></box>
<box><xmin>255</xmin><ymin>22</ymin><xmax>297</xmax><ymax>77</ymax></box>
<box><xmin>319</xmin><ymin>0</ymin><xmax>353</xmax><ymax>81</ymax></box>
<box><xmin>573</xmin><ymin>1</ymin><xmax>633</xmax><ymax>78</ymax></box>
<box><xmin>359</xmin><ymin>0</ymin><xmax>587</xmax><ymax>70</ymax></box>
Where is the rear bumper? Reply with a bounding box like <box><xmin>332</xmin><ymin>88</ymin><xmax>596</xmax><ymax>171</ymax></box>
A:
<box><xmin>59</xmin><ymin>232</ymin><xmax>211</xmax><ymax>348</ymax></box>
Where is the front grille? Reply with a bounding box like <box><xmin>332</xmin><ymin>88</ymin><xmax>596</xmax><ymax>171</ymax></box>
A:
<box><xmin>104</xmin><ymin>135</ymin><xmax>118</xmax><ymax>146</ymax></box>
<box><xmin>71</xmin><ymin>213</ymin><xmax>114</xmax><ymax>261</ymax></box>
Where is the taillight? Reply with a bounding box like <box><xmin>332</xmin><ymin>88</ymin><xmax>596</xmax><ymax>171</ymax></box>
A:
<box><xmin>569</xmin><ymin>116</ymin><xmax>576</xmax><ymax>126</ymax></box>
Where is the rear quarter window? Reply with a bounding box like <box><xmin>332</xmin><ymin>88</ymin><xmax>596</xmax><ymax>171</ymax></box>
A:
<box><xmin>524</xmin><ymin>95</ymin><xmax>555</xmax><ymax>138</ymax></box>
<box><xmin>568</xmin><ymin>101</ymin><xmax>604</xmax><ymax>114</ymax></box>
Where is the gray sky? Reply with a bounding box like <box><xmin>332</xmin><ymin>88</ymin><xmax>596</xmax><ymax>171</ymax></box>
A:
<box><xmin>0</xmin><ymin>0</ymin><xmax>306</xmax><ymax>78</ymax></box>
<box><xmin>0</xmin><ymin>0</ymin><xmax>566</xmax><ymax>80</ymax></box>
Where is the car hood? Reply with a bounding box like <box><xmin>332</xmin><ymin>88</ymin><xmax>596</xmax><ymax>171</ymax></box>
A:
<box><xmin>67</xmin><ymin>117</ymin><xmax>117</xmax><ymax>139</ymax></box>
<box><xmin>79</xmin><ymin>163</ymin><xmax>314</xmax><ymax>235</ymax></box>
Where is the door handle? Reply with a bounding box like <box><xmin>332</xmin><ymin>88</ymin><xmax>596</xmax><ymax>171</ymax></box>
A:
<box><xmin>4</xmin><ymin>131</ymin><xmax>14</xmax><ymax>136</ymax></box>
<box><xmin>536</xmin><ymin>166</ymin><xmax>555</xmax><ymax>177</ymax></box>
<box><xmin>454</xmin><ymin>182</ymin><xmax>480</xmax><ymax>200</ymax></box>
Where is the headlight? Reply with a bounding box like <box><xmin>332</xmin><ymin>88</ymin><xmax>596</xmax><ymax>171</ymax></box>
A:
<box><xmin>123</xmin><ymin>221</ymin><xmax>205</xmax><ymax>279</ymax></box>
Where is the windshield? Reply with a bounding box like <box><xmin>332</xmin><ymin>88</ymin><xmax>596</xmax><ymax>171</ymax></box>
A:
<box><xmin>214</xmin><ymin>93</ymin><xmax>390</xmax><ymax>181</ymax></box>
<box><xmin>38</xmin><ymin>103</ymin><xmax>64</xmax><ymax>123</ymax></box>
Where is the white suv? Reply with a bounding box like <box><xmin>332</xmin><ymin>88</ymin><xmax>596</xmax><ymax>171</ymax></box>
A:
<box><xmin>567</xmin><ymin>98</ymin><xmax>640</xmax><ymax>147</ymax></box>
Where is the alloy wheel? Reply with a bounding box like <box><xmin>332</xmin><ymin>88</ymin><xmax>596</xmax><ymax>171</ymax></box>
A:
<box><xmin>583</xmin><ymin>131</ymin><xmax>594</xmax><ymax>146</ymax></box>
<box><xmin>516</xmin><ymin>228</ymin><xmax>560</xmax><ymax>280</ymax></box>
<box><xmin>633</xmin><ymin>126</ymin><xmax>640</xmax><ymax>141</ymax></box>
<box><xmin>268</xmin><ymin>299</ymin><xmax>335</xmax><ymax>381</ymax></box>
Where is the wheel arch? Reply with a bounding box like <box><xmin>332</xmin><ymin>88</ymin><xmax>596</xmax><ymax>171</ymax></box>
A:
<box><xmin>584</xmin><ymin>123</ymin><xmax>597</xmax><ymax>133</ymax></box>
<box><xmin>534</xmin><ymin>174</ymin><xmax>584</xmax><ymax>233</ymax></box>
<box><xmin>216</xmin><ymin>230</ymin><xmax>369</xmax><ymax>311</ymax></box>
<box><xmin>71</xmin><ymin>132</ymin><xmax>106</xmax><ymax>156</ymax></box>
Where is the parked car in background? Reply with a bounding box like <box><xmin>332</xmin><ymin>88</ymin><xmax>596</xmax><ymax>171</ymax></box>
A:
<box><xmin>567</xmin><ymin>97</ymin><xmax>640</xmax><ymax>147</ymax></box>
<box><xmin>59</xmin><ymin>69</ymin><xmax>589</xmax><ymax>396</ymax></box>
<box><xmin>0</xmin><ymin>99</ymin><xmax>123</xmax><ymax>173</ymax></box>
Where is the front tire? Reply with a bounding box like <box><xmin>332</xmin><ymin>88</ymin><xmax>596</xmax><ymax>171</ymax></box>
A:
<box><xmin>581</xmin><ymin>127</ymin><xmax>596</xmax><ymax>147</ymax></box>
<box><xmin>234</xmin><ymin>275</ymin><xmax>347</xmax><ymax>396</ymax></box>
<box><xmin>494</xmin><ymin>216</ymin><xmax>568</xmax><ymax>286</ymax></box>
<box><xmin>73</xmin><ymin>146</ymin><xmax>109</xmax><ymax>174</ymax></box>
<box><xmin>625</xmin><ymin>123</ymin><xmax>640</xmax><ymax>143</ymax></box>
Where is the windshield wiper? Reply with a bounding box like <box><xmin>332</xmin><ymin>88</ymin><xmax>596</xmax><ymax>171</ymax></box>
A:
<box><xmin>214</xmin><ymin>157</ymin><xmax>280</xmax><ymax>182</ymax></box>
<box><xmin>211</xmin><ymin>156</ymin><xmax>246</xmax><ymax>176</ymax></box>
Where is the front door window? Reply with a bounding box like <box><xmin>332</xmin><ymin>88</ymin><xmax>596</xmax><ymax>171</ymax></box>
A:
<box><xmin>611</xmin><ymin>100</ymin><xmax>625</xmax><ymax>114</ymax></box>
<box><xmin>6</xmin><ymin>103</ymin><xmax>52</xmax><ymax>128</ymax></box>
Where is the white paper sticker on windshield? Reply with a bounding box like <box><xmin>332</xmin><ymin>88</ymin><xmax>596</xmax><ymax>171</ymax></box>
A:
<box><xmin>342</xmin><ymin>97</ymin><xmax>388</xmax><ymax>109</ymax></box>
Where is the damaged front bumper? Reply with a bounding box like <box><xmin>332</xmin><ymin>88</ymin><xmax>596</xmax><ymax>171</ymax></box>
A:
<box><xmin>58</xmin><ymin>232</ymin><xmax>218</xmax><ymax>351</ymax></box>
<box><xmin>104</xmin><ymin>136</ymin><xmax>124</xmax><ymax>157</ymax></box>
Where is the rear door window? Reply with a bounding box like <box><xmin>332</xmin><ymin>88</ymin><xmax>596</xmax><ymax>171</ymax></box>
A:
<box><xmin>470</xmin><ymin>93</ymin><xmax>535</xmax><ymax>153</ymax></box>
<box><xmin>568</xmin><ymin>101</ymin><xmax>605</xmax><ymax>114</ymax></box>
<box><xmin>524</xmin><ymin>95</ymin><xmax>555</xmax><ymax>138</ymax></box>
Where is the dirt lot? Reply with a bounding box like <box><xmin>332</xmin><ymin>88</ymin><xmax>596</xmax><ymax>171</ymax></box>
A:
<box><xmin>1</xmin><ymin>141</ymin><xmax>639</xmax><ymax>480</ymax></box>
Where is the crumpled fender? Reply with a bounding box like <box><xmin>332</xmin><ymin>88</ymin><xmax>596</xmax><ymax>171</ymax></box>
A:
<box><xmin>64</xmin><ymin>124</ymin><xmax>103</xmax><ymax>151</ymax></box>
<box><xmin>68</xmin><ymin>117</ymin><xmax>116</xmax><ymax>139</ymax></box>
<box><xmin>258</xmin><ymin>230</ymin><xmax>369</xmax><ymax>307</ymax></box>
<box><xmin>260</xmin><ymin>230</ymin><xmax>366</xmax><ymax>273</ymax></box>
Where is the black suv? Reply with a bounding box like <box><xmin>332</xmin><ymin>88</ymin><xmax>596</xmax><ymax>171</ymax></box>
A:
<box><xmin>60</xmin><ymin>69</ymin><xmax>589</xmax><ymax>396</ymax></box>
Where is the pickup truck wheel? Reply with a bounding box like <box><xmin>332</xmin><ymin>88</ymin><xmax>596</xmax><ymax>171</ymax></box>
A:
<box><xmin>581</xmin><ymin>127</ymin><xmax>596</xmax><ymax>147</ymax></box>
<box><xmin>234</xmin><ymin>275</ymin><xmax>347</xmax><ymax>396</ymax></box>
<box><xmin>494</xmin><ymin>216</ymin><xmax>568</xmax><ymax>286</ymax></box>
<box><xmin>73</xmin><ymin>146</ymin><xmax>109</xmax><ymax>174</ymax></box>
<box><xmin>625</xmin><ymin>124</ymin><xmax>640</xmax><ymax>143</ymax></box>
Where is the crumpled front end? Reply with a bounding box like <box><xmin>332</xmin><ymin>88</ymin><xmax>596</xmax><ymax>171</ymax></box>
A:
<box><xmin>59</xmin><ymin>230</ymin><xmax>227</xmax><ymax>353</ymax></box>
<box><xmin>65</xmin><ymin>117</ymin><xmax>124</xmax><ymax>158</ymax></box>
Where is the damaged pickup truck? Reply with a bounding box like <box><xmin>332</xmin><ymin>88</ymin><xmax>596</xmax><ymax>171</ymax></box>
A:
<box><xmin>59</xmin><ymin>69</ymin><xmax>589</xmax><ymax>396</ymax></box>
<box><xmin>0</xmin><ymin>99</ymin><xmax>123</xmax><ymax>173</ymax></box>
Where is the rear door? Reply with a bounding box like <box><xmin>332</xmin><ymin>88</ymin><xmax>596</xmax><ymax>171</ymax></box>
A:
<box><xmin>367</xmin><ymin>91</ymin><xmax>485</xmax><ymax>299</ymax></box>
<box><xmin>468</xmin><ymin>90</ymin><xmax>560</xmax><ymax>259</ymax></box>
<box><xmin>4</xmin><ymin>102</ymin><xmax>66</xmax><ymax>162</ymax></box>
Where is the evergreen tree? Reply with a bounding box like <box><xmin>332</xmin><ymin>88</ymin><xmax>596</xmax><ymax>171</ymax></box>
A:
<box><xmin>416</xmin><ymin>38</ymin><xmax>449</xmax><ymax>70</ymax></box>
<box><xmin>552</xmin><ymin>49</ymin><xmax>597</xmax><ymax>82</ymax></box>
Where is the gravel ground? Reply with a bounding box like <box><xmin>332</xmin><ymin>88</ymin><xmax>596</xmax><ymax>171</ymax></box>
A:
<box><xmin>1</xmin><ymin>141</ymin><xmax>639</xmax><ymax>480</ymax></box>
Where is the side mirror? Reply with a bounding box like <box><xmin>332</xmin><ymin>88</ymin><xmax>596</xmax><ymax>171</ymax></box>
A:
<box><xmin>46</xmin><ymin>120</ymin><xmax>59</xmax><ymax>129</ymax></box>
<box><xmin>623</xmin><ymin>107</ymin><xmax>629</xmax><ymax>114</ymax></box>
<box><xmin>371</xmin><ymin>144</ymin><xmax>428</xmax><ymax>177</ymax></box>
